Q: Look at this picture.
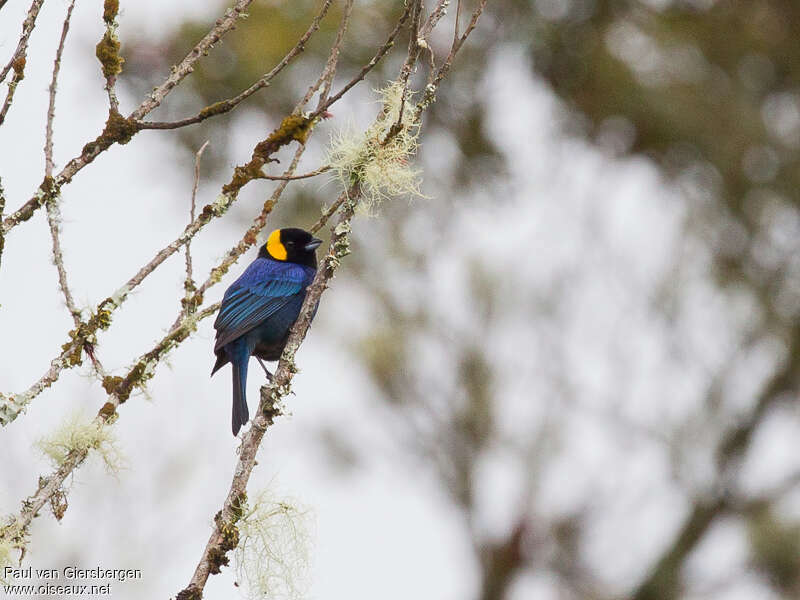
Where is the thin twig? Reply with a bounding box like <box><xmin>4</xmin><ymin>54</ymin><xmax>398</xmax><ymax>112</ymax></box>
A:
<box><xmin>261</xmin><ymin>165</ymin><xmax>330</xmax><ymax>181</ymax></box>
<box><xmin>45</xmin><ymin>0</ymin><xmax>77</xmax><ymax>178</ymax></box>
<box><xmin>183</xmin><ymin>140</ymin><xmax>210</xmax><ymax>314</ymax></box>
<box><xmin>43</xmin><ymin>0</ymin><xmax>104</xmax><ymax>375</ymax></box>
<box><xmin>310</xmin><ymin>189</ymin><xmax>347</xmax><ymax>234</ymax></box>
<box><xmin>0</xmin><ymin>68</ymin><xmax>22</xmax><ymax>127</ymax></box>
<box><xmin>299</xmin><ymin>0</ymin><xmax>355</xmax><ymax>108</ymax></box>
<box><xmin>420</xmin><ymin>0</ymin><xmax>451</xmax><ymax>38</ymax></box>
<box><xmin>415</xmin><ymin>0</ymin><xmax>488</xmax><ymax>119</ymax></box>
<box><xmin>138</xmin><ymin>0</ymin><xmax>335</xmax><ymax>131</ymax></box>
<box><xmin>453</xmin><ymin>0</ymin><xmax>463</xmax><ymax>44</ymax></box>
<box><xmin>311</xmin><ymin>1</ymin><xmax>414</xmax><ymax>119</ymax></box>
<box><xmin>45</xmin><ymin>202</ymin><xmax>81</xmax><ymax>324</ymax></box>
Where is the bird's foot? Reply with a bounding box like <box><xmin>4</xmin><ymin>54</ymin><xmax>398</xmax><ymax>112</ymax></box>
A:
<box><xmin>256</xmin><ymin>357</ymin><xmax>274</xmax><ymax>382</ymax></box>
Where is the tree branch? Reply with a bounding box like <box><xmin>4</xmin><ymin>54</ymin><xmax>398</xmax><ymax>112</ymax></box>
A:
<box><xmin>631</xmin><ymin>328</ymin><xmax>800</xmax><ymax>600</ymax></box>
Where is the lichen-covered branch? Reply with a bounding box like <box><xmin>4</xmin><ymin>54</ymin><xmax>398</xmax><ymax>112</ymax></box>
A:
<box><xmin>96</xmin><ymin>0</ymin><xmax>123</xmax><ymax>112</ymax></box>
<box><xmin>177</xmin><ymin>193</ymin><xmax>357</xmax><ymax>600</ymax></box>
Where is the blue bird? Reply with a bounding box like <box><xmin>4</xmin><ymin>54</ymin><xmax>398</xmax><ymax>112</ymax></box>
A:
<box><xmin>211</xmin><ymin>227</ymin><xmax>322</xmax><ymax>435</ymax></box>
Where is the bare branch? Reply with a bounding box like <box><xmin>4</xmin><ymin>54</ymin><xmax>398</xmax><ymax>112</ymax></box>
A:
<box><xmin>183</xmin><ymin>140</ymin><xmax>210</xmax><ymax>315</ymax></box>
<box><xmin>45</xmin><ymin>0</ymin><xmax>77</xmax><ymax>178</ymax></box>
<box><xmin>415</xmin><ymin>0</ymin><xmax>488</xmax><ymax>119</ymax></box>
<box><xmin>454</xmin><ymin>0</ymin><xmax>464</xmax><ymax>44</ymax></box>
<box><xmin>420</xmin><ymin>0</ymin><xmax>451</xmax><ymax>38</ymax></box>
<box><xmin>43</xmin><ymin>0</ymin><xmax>80</xmax><ymax>327</ymax></box>
<box><xmin>0</xmin><ymin>0</ymin><xmax>47</xmax><ymax>126</ymax></box>
<box><xmin>45</xmin><ymin>201</ymin><xmax>81</xmax><ymax>325</ymax></box>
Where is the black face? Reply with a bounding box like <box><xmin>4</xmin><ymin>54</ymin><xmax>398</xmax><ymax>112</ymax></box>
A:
<box><xmin>259</xmin><ymin>227</ymin><xmax>322</xmax><ymax>268</ymax></box>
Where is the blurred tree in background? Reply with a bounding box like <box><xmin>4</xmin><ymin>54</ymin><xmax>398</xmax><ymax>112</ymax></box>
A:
<box><xmin>123</xmin><ymin>0</ymin><xmax>800</xmax><ymax>598</ymax></box>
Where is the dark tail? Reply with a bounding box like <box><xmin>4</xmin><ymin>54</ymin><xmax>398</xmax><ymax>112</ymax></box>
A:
<box><xmin>231</xmin><ymin>355</ymin><xmax>250</xmax><ymax>436</ymax></box>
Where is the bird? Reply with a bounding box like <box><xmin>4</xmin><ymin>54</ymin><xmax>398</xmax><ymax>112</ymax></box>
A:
<box><xmin>211</xmin><ymin>227</ymin><xmax>322</xmax><ymax>435</ymax></box>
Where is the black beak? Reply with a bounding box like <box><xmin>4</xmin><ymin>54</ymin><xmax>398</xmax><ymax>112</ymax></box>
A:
<box><xmin>304</xmin><ymin>237</ymin><xmax>323</xmax><ymax>251</ymax></box>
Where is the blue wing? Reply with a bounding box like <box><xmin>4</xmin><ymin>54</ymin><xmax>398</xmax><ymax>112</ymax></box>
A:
<box><xmin>213</xmin><ymin>259</ymin><xmax>312</xmax><ymax>352</ymax></box>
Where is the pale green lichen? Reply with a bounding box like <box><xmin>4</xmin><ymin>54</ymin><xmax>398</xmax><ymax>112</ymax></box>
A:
<box><xmin>0</xmin><ymin>538</ymin><xmax>16</xmax><ymax>583</ymax></box>
<box><xmin>36</xmin><ymin>412</ymin><xmax>124</xmax><ymax>474</ymax></box>
<box><xmin>234</xmin><ymin>490</ymin><xmax>313</xmax><ymax>600</ymax></box>
<box><xmin>327</xmin><ymin>82</ymin><xmax>425</xmax><ymax>210</ymax></box>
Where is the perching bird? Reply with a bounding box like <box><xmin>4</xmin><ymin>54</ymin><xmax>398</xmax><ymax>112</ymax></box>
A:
<box><xmin>211</xmin><ymin>227</ymin><xmax>322</xmax><ymax>435</ymax></box>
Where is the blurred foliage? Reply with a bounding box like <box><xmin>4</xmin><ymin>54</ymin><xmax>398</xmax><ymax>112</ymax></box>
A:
<box><xmin>747</xmin><ymin>505</ymin><xmax>800</xmax><ymax>596</ymax></box>
<box><xmin>522</xmin><ymin>0</ymin><xmax>800</xmax><ymax>321</ymax></box>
